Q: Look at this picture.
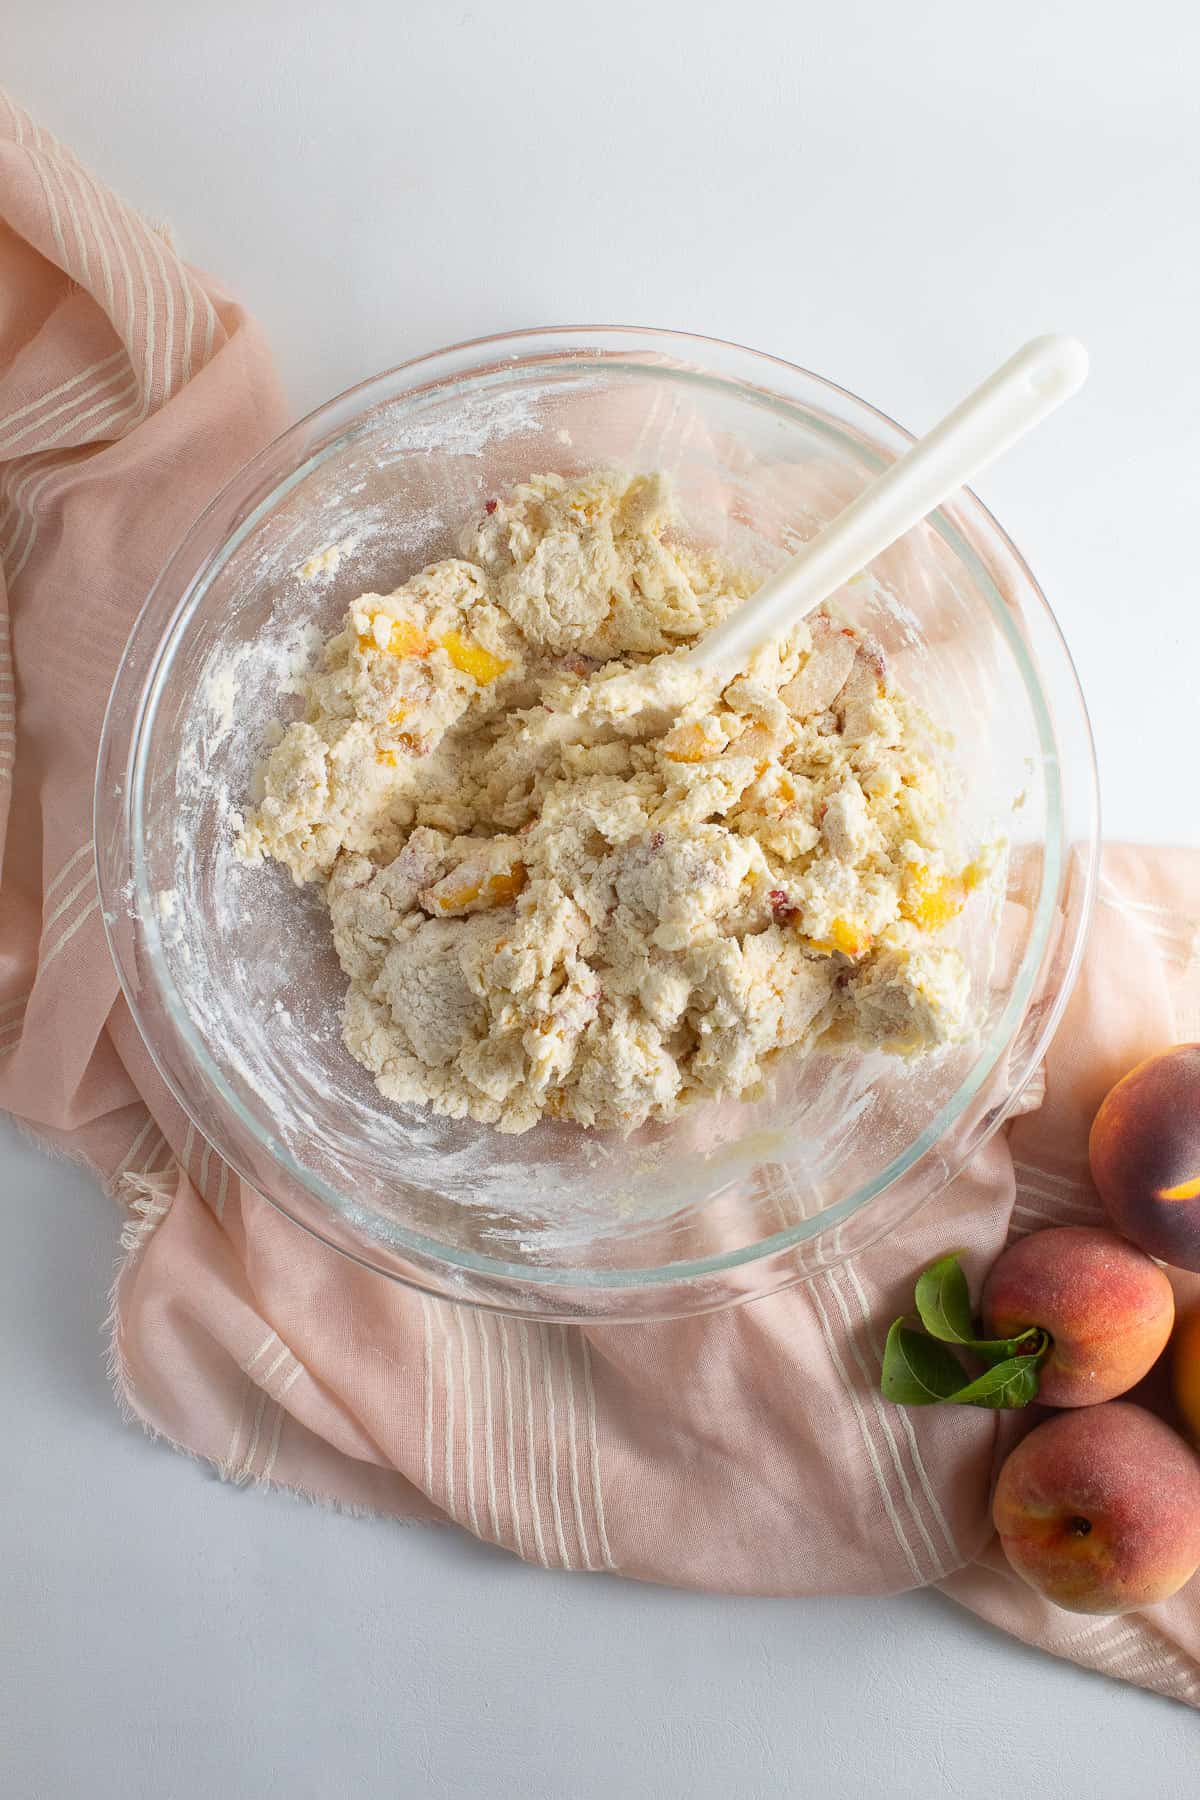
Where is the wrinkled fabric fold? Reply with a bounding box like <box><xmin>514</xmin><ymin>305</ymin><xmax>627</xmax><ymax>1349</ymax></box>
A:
<box><xmin>2</xmin><ymin>90</ymin><xmax>1198</xmax><ymax>1708</ymax></box>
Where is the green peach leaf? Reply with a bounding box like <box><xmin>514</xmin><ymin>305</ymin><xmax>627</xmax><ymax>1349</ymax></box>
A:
<box><xmin>880</xmin><ymin>1319</ymin><xmax>968</xmax><ymax>1405</ymax></box>
<box><xmin>951</xmin><ymin>1353</ymin><xmax>1044</xmax><ymax>1409</ymax></box>
<box><xmin>913</xmin><ymin>1252</ymin><xmax>977</xmax><ymax>1344</ymax></box>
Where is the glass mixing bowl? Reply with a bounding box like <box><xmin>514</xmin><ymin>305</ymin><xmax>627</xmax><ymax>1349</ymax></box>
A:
<box><xmin>96</xmin><ymin>327</ymin><xmax>1098</xmax><ymax>1320</ymax></box>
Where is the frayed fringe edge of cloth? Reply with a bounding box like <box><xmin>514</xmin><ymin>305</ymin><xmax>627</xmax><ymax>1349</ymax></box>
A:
<box><xmin>103</xmin><ymin>1165</ymin><xmax>445</xmax><ymax>1530</ymax></box>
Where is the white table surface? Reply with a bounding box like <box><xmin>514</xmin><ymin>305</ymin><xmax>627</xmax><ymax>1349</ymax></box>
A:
<box><xmin>4</xmin><ymin>5</ymin><xmax>1199</xmax><ymax>1794</ymax></box>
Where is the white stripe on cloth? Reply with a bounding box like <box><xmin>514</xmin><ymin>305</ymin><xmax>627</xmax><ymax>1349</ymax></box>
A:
<box><xmin>237</xmin><ymin>1391</ymin><xmax>271</xmax><ymax>1486</ymax></box>
<box><xmin>841</xmin><ymin>1260</ymin><xmax>961</xmax><ymax>1568</ymax></box>
<box><xmin>40</xmin><ymin>894</ymin><xmax>101</xmax><ymax>971</ymax></box>
<box><xmin>580</xmin><ymin>1336</ymin><xmax>616</xmax><ymax>1572</ymax></box>
<box><xmin>42</xmin><ymin>867</ymin><xmax>97</xmax><ymax>936</ymax></box>
<box><xmin>200</xmin><ymin>291</ymin><xmax>216</xmax><ymax>370</ymax></box>
<box><xmin>44</xmin><ymin>842</ymin><xmax>94</xmax><ymax>902</ymax></box>
<box><xmin>472</xmin><ymin>1310</ymin><xmax>502</xmax><ymax>1544</ymax></box>
<box><xmin>4</xmin><ymin>467</ymin><xmax>75</xmax><ymax>578</ymax></box>
<box><xmin>73</xmin><ymin>156</ymin><xmax>138</xmax><ymax>359</ymax></box>
<box><xmin>122</xmin><ymin>202</ymin><xmax>160</xmax><ymax>422</ymax></box>
<box><xmin>1085</xmin><ymin>1619</ymin><xmax>1200</xmax><ymax>1701</ymax></box>
<box><xmin>1011</xmin><ymin>1158</ymin><xmax>1092</xmax><ymax>1196</ymax></box>
<box><xmin>197</xmin><ymin>1136</ymin><xmax>213</xmax><ymax>1201</ymax></box>
<box><xmin>168</xmin><ymin>203</ymin><xmax>196</xmax><ymax>385</ymax></box>
<box><xmin>138</xmin><ymin>1132</ymin><xmax>170</xmax><ymax>1178</ymax></box>
<box><xmin>1007</xmin><ymin>1209</ymin><xmax>1049</xmax><ymax>1240</ymax></box>
<box><xmin>12</xmin><ymin>375</ymin><xmax>140</xmax><ymax>540</ymax></box>
<box><xmin>538</xmin><ymin>1325</ymin><xmax>572</xmax><ymax>1569</ymax></box>
<box><xmin>276</xmin><ymin>1360</ymin><xmax>304</xmax><ymax>1404</ymax></box>
<box><xmin>259</xmin><ymin>1405</ymin><xmax>287</xmax><ymax>1487</ymax></box>
<box><xmin>63</xmin><ymin>157</ymin><xmax>116</xmax><ymax>318</ymax></box>
<box><xmin>808</xmin><ymin>1275</ymin><xmax>926</xmax><ymax>1585</ymax></box>
<box><xmin>214</xmin><ymin>1160</ymin><xmax>230</xmax><ymax>1221</ymax></box>
<box><xmin>561</xmin><ymin>1332</ymin><xmax>594</xmax><ymax>1571</ymax></box>
<box><xmin>46</xmin><ymin>154</ymin><xmax>92</xmax><ymax>287</ymax></box>
<box><xmin>420</xmin><ymin>1295</ymin><xmax>434</xmax><ymax>1499</ymax></box>
<box><xmin>825</xmin><ymin>1266</ymin><xmax>949</xmax><ymax>1580</ymax></box>
<box><xmin>2</xmin><ymin>380</ymin><xmax>141</xmax><ymax>579</ymax></box>
<box><xmin>517</xmin><ymin>1321</ymin><xmax>552</xmax><ymax>1567</ymax></box>
<box><xmin>260</xmin><ymin>1365</ymin><xmax>308</xmax><ymax>1488</ymax></box>
<box><xmin>0</xmin><ymin>125</ymin><xmax>208</xmax><ymax>596</ymax></box>
<box><xmin>0</xmin><ymin>350</ymin><xmax>126</xmax><ymax>450</ymax></box>
<box><xmin>224</xmin><ymin>1333</ymin><xmax>307</xmax><ymax>1484</ymax></box>
<box><xmin>411</xmin><ymin>1303</ymin><xmax>606</xmax><ymax>1570</ymax></box>
<box><xmin>25</xmin><ymin>125</ymin><xmax>70</xmax><ymax>268</ymax></box>
<box><xmin>1056</xmin><ymin>1615</ymin><xmax>1132</xmax><ymax>1659</ymax></box>
<box><xmin>261</xmin><ymin>1345</ymin><xmax>291</xmax><ymax>1387</ymax></box>
<box><xmin>0</xmin><ymin>361</ymin><xmax>136</xmax><ymax>525</ymax></box>
<box><xmin>220</xmin><ymin>1331</ymin><xmax>278</xmax><ymax>1479</ymax></box>
<box><xmin>138</xmin><ymin>208</ymin><xmax>177</xmax><ymax>398</ymax></box>
<box><xmin>10</xmin><ymin>379</ymin><xmax>135</xmax><ymax>489</ymax></box>
<box><xmin>1010</xmin><ymin>1201</ymin><xmax>1096</xmax><ymax>1235</ymax></box>
<box><xmin>441</xmin><ymin>1303</ymin><xmax>458</xmax><ymax>1524</ymax></box>
<box><xmin>114</xmin><ymin>1113</ymin><xmax>157</xmax><ymax>1185</ymax></box>
<box><xmin>221</xmin><ymin>1378</ymin><xmax>253</xmax><ymax>1481</ymax></box>
<box><xmin>497</xmin><ymin>1315</ymin><xmax>527</xmax><ymax>1561</ymax></box>
<box><xmin>243</xmin><ymin>1330</ymin><xmax>278</xmax><ymax>1374</ymax></box>
<box><xmin>1012</xmin><ymin>1180</ymin><xmax>1100</xmax><ymax>1218</ymax></box>
<box><xmin>30</xmin><ymin>122</ymin><xmax>81</xmax><ymax>275</ymax></box>
<box><xmin>452</xmin><ymin>1307</ymin><xmax>482</xmax><ymax>1537</ymax></box>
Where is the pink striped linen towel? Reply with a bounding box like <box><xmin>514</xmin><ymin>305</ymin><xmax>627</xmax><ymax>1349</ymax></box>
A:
<box><xmin>2</xmin><ymin>90</ymin><xmax>1199</xmax><ymax>1708</ymax></box>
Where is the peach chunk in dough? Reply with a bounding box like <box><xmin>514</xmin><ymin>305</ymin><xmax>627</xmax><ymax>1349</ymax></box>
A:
<box><xmin>419</xmin><ymin>838</ymin><xmax>527</xmax><ymax>917</ymax></box>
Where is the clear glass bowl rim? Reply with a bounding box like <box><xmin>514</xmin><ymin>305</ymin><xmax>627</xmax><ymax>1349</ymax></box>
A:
<box><xmin>96</xmin><ymin>323</ymin><xmax>1100</xmax><ymax>1311</ymax></box>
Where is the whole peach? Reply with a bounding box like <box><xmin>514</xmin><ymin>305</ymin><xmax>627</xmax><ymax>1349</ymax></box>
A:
<box><xmin>1090</xmin><ymin>1043</ymin><xmax>1200</xmax><ymax>1272</ymax></box>
<box><xmin>993</xmin><ymin>1402</ymin><xmax>1200</xmax><ymax>1613</ymax></box>
<box><xmin>982</xmin><ymin>1225</ymin><xmax>1174</xmax><ymax>1407</ymax></box>
<box><xmin>1172</xmin><ymin>1303</ymin><xmax>1200</xmax><ymax>1447</ymax></box>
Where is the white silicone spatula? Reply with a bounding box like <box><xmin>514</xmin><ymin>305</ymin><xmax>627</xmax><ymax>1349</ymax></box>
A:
<box><xmin>686</xmin><ymin>334</ymin><xmax>1088</xmax><ymax>684</ymax></box>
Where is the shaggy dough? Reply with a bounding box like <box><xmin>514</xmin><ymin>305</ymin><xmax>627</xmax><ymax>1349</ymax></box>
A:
<box><xmin>238</xmin><ymin>470</ymin><xmax>982</xmax><ymax>1134</ymax></box>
